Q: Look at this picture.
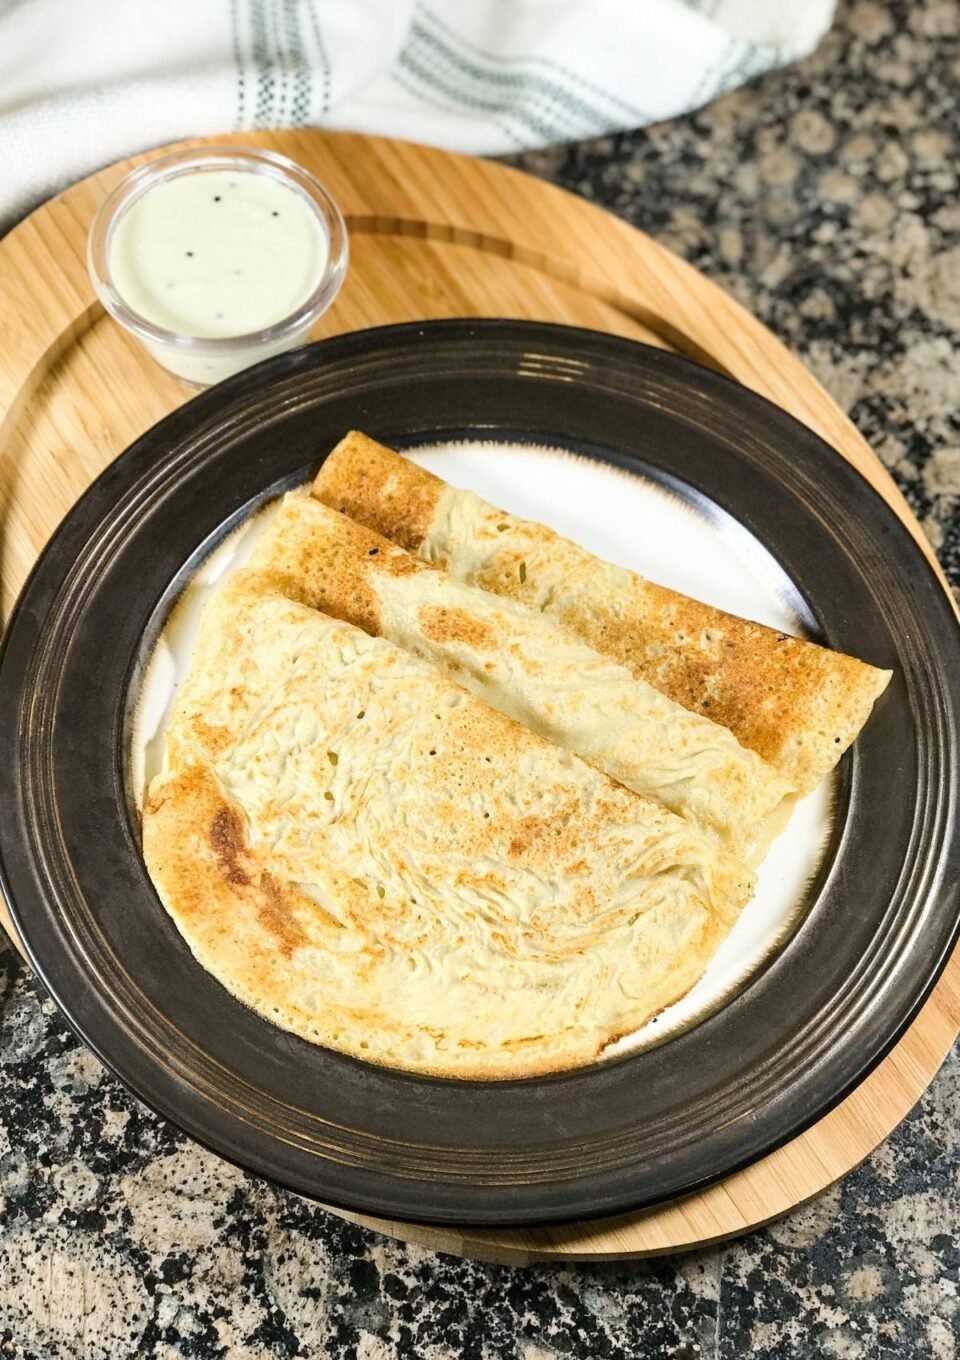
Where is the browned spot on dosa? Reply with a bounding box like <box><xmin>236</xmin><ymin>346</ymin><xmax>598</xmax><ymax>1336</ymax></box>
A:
<box><xmin>376</xmin><ymin>550</ymin><xmax>422</xmax><ymax>578</ymax></box>
<box><xmin>507</xmin><ymin>814</ymin><xmax>592</xmax><ymax>862</ymax></box>
<box><xmin>211</xmin><ymin>804</ymin><xmax>250</xmax><ymax>886</ymax></box>
<box><xmin>258</xmin><ymin>872</ymin><xmax>308</xmax><ymax>955</ymax></box>
<box><xmin>248</xmin><ymin>496</ymin><xmax>428</xmax><ymax>640</ymax></box>
<box><xmin>418</xmin><ymin>604</ymin><xmax>495</xmax><ymax>649</ymax></box>
<box><xmin>190</xmin><ymin>718</ymin><xmax>232</xmax><ymax>757</ymax></box>
<box><xmin>209</xmin><ymin>805</ymin><xmax>305</xmax><ymax>954</ymax></box>
<box><xmin>313</xmin><ymin>431</ymin><xmax>442</xmax><ymax>553</ymax></box>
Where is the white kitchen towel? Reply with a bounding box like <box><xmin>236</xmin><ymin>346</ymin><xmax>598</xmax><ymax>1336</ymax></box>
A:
<box><xmin>0</xmin><ymin>0</ymin><xmax>834</xmax><ymax>232</ymax></box>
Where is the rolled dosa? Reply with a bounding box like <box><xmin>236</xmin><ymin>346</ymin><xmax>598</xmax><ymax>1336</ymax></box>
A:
<box><xmin>312</xmin><ymin>432</ymin><xmax>892</xmax><ymax>795</ymax></box>
<box><xmin>143</xmin><ymin>572</ymin><xmax>754</xmax><ymax>1078</ymax></box>
<box><xmin>249</xmin><ymin>492</ymin><xmax>795</xmax><ymax>865</ymax></box>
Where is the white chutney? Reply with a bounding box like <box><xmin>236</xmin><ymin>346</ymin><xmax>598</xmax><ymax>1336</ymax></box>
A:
<box><xmin>110</xmin><ymin>172</ymin><xmax>327</xmax><ymax>342</ymax></box>
<box><xmin>89</xmin><ymin>148</ymin><xmax>347</xmax><ymax>388</ymax></box>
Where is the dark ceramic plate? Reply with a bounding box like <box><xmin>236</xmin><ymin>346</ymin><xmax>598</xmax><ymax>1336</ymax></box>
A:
<box><xmin>1</xmin><ymin>321</ymin><xmax>958</xmax><ymax>1228</ymax></box>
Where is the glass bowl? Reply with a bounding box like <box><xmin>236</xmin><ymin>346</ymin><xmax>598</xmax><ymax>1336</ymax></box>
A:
<box><xmin>87</xmin><ymin>144</ymin><xmax>348</xmax><ymax>387</ymax></box>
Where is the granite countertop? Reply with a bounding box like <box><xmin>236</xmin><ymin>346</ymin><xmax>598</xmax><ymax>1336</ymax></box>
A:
<box><xmin>2</xmin><ymin>1</ymin><xmax>959</xmax><ymax>1356</ymax></box>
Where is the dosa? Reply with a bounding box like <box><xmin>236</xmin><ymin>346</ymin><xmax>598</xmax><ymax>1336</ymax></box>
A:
<box><xmin>143</xmin><ymin>572</ymin><xmax>753</xmax><ymax>1078</ymax></box>
<box><xmin>312</xmin><ymin>433</ymin><xmax>891</xmax><ymax>795</ymax></box>
<box><xmin>249</xmin><ymin>491</ymin><xmax>795</xmax><ymax>864</ymax></box>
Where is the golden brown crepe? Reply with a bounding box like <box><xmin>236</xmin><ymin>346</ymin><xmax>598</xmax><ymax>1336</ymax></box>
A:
<box><xmin>312</xmin><ymin>432</ymin><xmax>892</xmax><ymax>795</ymax></box>
<box><xmin>249</xmin><ymin>492</ymin><xmax>796</xmax><ymax>865</ymax></box>
<box><xmin>142</xmin><ymin>572</ymin><xmax>754</xmax><ymax>1079</ymax></box>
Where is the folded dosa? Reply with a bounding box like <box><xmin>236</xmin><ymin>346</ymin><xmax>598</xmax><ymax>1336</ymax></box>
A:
<box><xmin>143</xmin><ymin>573</ymin><xmax>753</xmax><ymax>1078</ymax></box>
<box><xmin>312</xmin><ymin>433</ymin><xmax>892</xmax><ymax>796</ymax></box>
<box><xmin>250</xmin><ymin>492</ymin><xmax>795</xmax><ymax>865</ymax></box>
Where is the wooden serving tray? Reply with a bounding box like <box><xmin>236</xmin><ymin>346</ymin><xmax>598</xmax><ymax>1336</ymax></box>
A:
<box><xmin>1</xmin><ymin>130</ymin><xmax>957</xmax><ymax>1265</ymax></box>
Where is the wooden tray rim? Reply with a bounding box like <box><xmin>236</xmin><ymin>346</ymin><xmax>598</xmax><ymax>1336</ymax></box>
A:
<box><xmin>0</xmin><ymin>129</ymin><xmax>957</xmax><ymax>1265</ymax></box>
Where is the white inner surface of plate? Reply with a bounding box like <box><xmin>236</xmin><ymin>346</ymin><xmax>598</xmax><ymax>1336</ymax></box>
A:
<box><xmin>133</xmin><ymin>440</ymin><xmax>833</xmax><ymax>1061</ymax></box>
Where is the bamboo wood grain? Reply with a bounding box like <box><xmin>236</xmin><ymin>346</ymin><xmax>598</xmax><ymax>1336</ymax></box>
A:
<box><xmin>0</xmin><ymin>130</ymin><xmax>956</xmax><ymax>1265</ymax></box>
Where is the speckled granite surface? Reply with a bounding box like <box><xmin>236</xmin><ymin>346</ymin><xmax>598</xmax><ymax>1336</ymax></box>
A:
<box><xmin>2</xmin><ymin>1</ymin><xmax>959</xmax><ymax>1355</ymax></box>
